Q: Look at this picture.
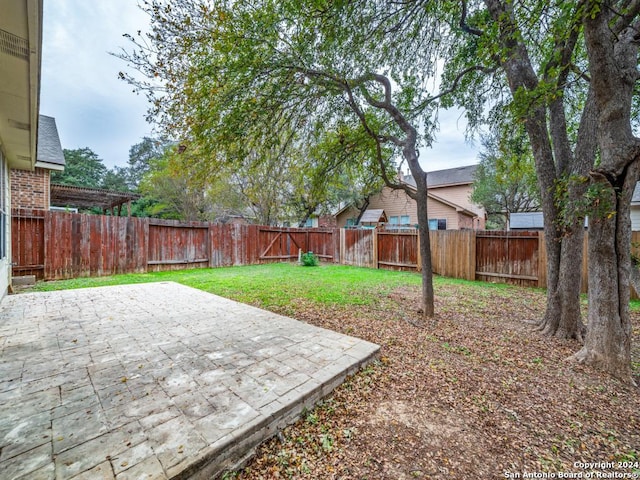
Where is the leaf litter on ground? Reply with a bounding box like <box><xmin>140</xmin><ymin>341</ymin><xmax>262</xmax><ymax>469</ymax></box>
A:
<box><xmin>222</xmin><ymin>281</ymin><xmax>640</xmax><ymax>479</ymax></box>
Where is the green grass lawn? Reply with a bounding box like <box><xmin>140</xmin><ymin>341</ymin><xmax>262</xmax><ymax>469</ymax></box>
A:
<box><xmin>28</xmin><ymin>263</ymin><xmax>423</xmax><ymax>310</ymax></box>
<box><xmin>26</xmin><ymin>262</ymin><xmax>640</xmax><ymax>312</ymax></box>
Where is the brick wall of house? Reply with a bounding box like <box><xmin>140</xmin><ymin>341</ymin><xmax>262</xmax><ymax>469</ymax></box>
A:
<box><xmin>10</xmin><ymin>168</ymin><xmax>50</xmax><ymax>210</ymax></box>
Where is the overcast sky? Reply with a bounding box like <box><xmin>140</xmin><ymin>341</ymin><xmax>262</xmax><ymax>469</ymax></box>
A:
<box><xmin>40</xmin><ymin>0</ymin><xmax>480</xmax><ymax>171</ymax></box>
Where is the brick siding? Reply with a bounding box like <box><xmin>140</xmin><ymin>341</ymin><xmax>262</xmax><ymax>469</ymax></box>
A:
<box><xmin>10</xmin><ymin>168</ymin><xmax>50</xmax><ymax>210</ymax></box>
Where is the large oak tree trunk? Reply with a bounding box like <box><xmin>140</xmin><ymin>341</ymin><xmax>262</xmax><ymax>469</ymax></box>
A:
<box><xmin>483</xmin><ymin>0</ymin><xmax>587</xmax><ymax>342</ymax></box>
<box><xmin>541</xmin><ymin>227</ymin><xmax>586</xmax><ymax>341</ymax></box>
<box><xmin>522</xmin><ymin>107</ymin><xmax>585</xmax><ymax>341</ymax></box>
<box><xmin>572</xmin><ymin>165</ymin><xmax>639</xmax><ymax>384</ymax></box>
<box><xmin>543</xmin><ymin>89</ymin><xmax>598</xmax><ymax>342</ymax></box>
<box><xmin>574</xmin><ymin>1</ymin><xmax>640</xmax><ymax>382</ymax></box>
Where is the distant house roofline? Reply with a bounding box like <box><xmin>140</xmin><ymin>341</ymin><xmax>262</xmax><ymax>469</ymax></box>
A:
<box><xmin>427</xmin><ymin>164</ymin><xmax>478</xmax><ymax>188</ymax></box>
<box><xmin>400</xmin><ymin>164</ymin><xmax>479</xmax><ymax>189</ymax></box>
<box><xmin>34</xmin><ymin>115</ymin><xmax>65</xmax><ymax>170</ymax></box>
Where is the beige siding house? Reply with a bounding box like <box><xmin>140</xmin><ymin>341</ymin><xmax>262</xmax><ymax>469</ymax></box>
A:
<box><xmin>335</xmin><ymin>165</ymin><xmax>486</xmax><ymax>230</ymax></box>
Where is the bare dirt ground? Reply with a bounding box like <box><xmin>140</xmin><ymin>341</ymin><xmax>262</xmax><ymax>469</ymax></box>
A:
<box><xmin>224</xmin><ymin>282</ymin><xmax>640</xmax><ymax>479</ymax></box>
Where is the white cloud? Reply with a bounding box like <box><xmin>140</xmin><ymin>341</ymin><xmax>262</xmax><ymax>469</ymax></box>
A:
<box><xmin>40</xmin><ymin>0</ymin><xmax>152</xmax><ymax>168</ymax></box>
<box><xmin>418</xmin><ymin>107</ymin><xmax>480</xmax><ymax>172</ymax></box>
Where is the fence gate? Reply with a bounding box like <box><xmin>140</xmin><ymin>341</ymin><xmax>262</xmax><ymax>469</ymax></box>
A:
<box><xmin>258</xmin><ymin>228</ymin><xmax>306</xmax><ymax>261</ymax></box>
<box><xmin>257</xmin><ymin>228</ymin><xmax>338</xmax><ymax>262</ymax></box>
<box><xmin>475</xmin><ymin>231</ymin><xmax>540</xmax><ymax>287</ymax></box>
<box><xmin>147</xmin><ymin>220</ymin><xmax>210</xmax><ymax>271</ymax></box>
<box><xmin>11</xmin><ymin>209</ymin><xmax>46</xmax><ymax>279</ymax></box>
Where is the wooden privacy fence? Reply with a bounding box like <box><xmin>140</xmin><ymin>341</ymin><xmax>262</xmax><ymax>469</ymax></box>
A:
<box><xmin>11</xmin><ymin>209</ymin><xmax>338</xmax><ymax>280</ymax></box>
<box><xmin>12</xmin><ymin>209</ymin><xmax>640</xmax><ymax>294</ymax></box>
<box><xmin>340</xmin><ymin>227</ymin><xmax>640</xmax><ymax>295</ymax></box>
<box><xmin>475</xmin><ymin>231</ymin><xmax>543</xmax><ymax>288</ymax></box>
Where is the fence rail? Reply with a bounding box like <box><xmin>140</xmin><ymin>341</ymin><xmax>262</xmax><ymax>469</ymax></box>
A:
<box><xmin>11</xmin><ymin>209</ymin><xmax>640</xmax><ymax>296</ymax></box>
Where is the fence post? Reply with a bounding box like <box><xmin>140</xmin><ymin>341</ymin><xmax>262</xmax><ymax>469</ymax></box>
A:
<box><xmin>373</xmin><ymin>229</ymin><xmax>379</xmax><ymax>269</ymax></box>
<box><xmin>305</xmin><ymin>230</ymin><xmax>309</xmax><ymax>255</ymax></box>
<box><xmin>469</xmin><ymin>230</ymin><xmax>476</xmax><ymax>281</ymax></box>
<box><xmin>44</xmin><ymin>210</ymin><xmax>51</xmax><ymax>280</ymax></box>
<box><xmin>416</xmin><ymin>230</ymin><xmax>422</xmax><ymax>272</ymax></box>
<box><xmin>581</xmin><ymin>233</ymin><xmax>589</xmax><ymax>294</ymax></box>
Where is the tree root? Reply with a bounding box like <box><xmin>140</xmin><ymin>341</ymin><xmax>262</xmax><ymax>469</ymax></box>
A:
<box><xmin>401</xmin><ymin>314</ymin><xmax>426</xmax><ymax>329</ymax></box>
<box><xmin>533</xmin><ymin>317</ymin><xmax>585</xmax><ymax>344</ymax></box>
<box><xmin>568</xmin><ymin>347</ymin><xmax>637</xmax><ymax>387</ymax></box>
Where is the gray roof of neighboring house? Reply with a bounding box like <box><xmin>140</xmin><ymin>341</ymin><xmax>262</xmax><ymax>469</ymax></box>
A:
<box><xmin>632</xmin><ymin>183</ymin><xmax>640</xmax><ymax>203</ymax></box>
<box><xmin>36</xmin><ymin>115</ymin><xmax>65</xmax><ymax>169</ymax></box>
<box><xmin>402</xmin><ymin>164</ymin><xmax>478</xmax><ymax>188</ymax></box>
<box><xmin>427</xmin><ymin>164</ymin><xmax>478</xmax><ymax>187</ymax></box>
<box><xmin>509</xmin><ymin>212</ymin><xmax>545</xmax><ymax>229</ymax></box>
<box><xmin>402</xmin><ymin>174</ymin><xmax>417</xmax><ymax>187</ymax></box>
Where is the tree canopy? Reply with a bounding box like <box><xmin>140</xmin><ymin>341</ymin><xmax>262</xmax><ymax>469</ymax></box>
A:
<box><xmin>119</xmin><ymin>0</ymin><xmax>640</xmax><ymax>380</ymax></box>
<box><xmin>120</xmin><ymin>0</ymin><xmax>470</xmax><ymax>316</ymax></box>
<box><xmin>471</xmin><ymin>126</ymin><xmax>539</xmax><ymax>229</ymax></box>
<box><xmin>52</xmin><ymin>148</ymin><xmax>108</xmax><ymax>189</ymax></box>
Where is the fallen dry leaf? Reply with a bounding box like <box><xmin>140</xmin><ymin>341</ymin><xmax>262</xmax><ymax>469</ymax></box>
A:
<box><xmin>223</xmin><ymin>282</ymin><xmax>640</xmax><ymax>479</ymax></box>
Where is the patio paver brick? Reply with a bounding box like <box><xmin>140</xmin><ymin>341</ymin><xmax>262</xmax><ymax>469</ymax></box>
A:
<box><xmin>0</xmin><ymin>282</ymin><xmax>379</xmax><ymax>479</ymax></box>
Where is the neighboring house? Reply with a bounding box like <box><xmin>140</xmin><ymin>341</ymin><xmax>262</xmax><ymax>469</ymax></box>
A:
<box><xmin>10</xmin><ymin>115</ymin><xmax>65</xmax><ymax>210</ymax></box>
<box><xmin>335</xmin><ymin>165</ymin><xmax>486</xmax><ymax>230</ymax></box>
<box><xmin>297</xmin><ymin>214</ymin><xmax>337</xmax><ymax>228</ymax></box>
<box><xmin>510</xmin><ymin>184</ymin><xmax>640</xmax><ymax>230</ymax></box>
<box><xmin>509</xmin><ymin>182</ymin><xmax>640</xmax><ymax>231</ymax></box>
<box><xmin>424</xmin><ymin>164</ymin><xmax>486</xmax><ymax>227</ymax></box>
<box><xmin>0</xmin><ymin>0</ymin><xmax>43</xmax><ymax>299</ymax></box>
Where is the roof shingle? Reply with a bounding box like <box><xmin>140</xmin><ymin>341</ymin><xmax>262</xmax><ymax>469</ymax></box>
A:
<box><xmin>36</xmin><ymin>115</ymin><xmax>65</xmax><ymax>168</ymax></box>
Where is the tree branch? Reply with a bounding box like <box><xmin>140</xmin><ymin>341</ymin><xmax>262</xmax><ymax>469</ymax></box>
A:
<box><xmin>285</xmin><ymin>67</ymin><xmax>418</xmax><ymax>196</ymax></box>
<box><xmin>415</xmin><ymin>64</ymin><xmax>497</xmax><ymax>112</ymax></box>
<box><xmin>543</xmin><ymin>0</ymin><xmax>585</xmax><ymax>90</ymax></box>
<box><xmin>570</xmin><ymin>64</ymin><xmax>591</xmax><ymax>83</ymax></box>
<box><xmin>612</xmin><ymin>0</ymin><xmax>640</xmax><ymax>34</ymax></box>
<box><xmin>460</xmin><ymin>0</ymin><xmax>484</xmax><ymax>36</ymax></box>
<box><xmin>341</xmin><ymin>83</ymin><xmax>414</xmax><ymax>196</ymax></box>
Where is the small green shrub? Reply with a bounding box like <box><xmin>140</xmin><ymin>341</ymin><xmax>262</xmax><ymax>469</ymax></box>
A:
<box><xmin>301</xmin><ymin>251</ymin><xmax>319</xmax><ymax>267</ymax></box>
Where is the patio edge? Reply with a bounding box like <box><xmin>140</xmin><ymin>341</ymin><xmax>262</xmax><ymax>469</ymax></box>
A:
<box><xmin>172</xmin><ymin>347</ymin><xmax>380</xmax><ymax>480</ymax></box>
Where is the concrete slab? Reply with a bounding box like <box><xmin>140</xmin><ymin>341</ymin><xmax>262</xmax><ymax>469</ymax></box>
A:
<box><xmin>0</xmin><ymin>282</ymin><xmax>379</xmax><ymax>479</ymax></box>
<box><xmin>11</xmin><ymin>275</ymin><xmax>36</xmax><ymax>287</ymax></box>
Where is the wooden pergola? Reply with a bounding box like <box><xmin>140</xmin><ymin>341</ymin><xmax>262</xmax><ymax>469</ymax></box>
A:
<box><xmin>50</xmin><ymin>184</ymin><xmax>140</xmax><ymax>216</ymax></box>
